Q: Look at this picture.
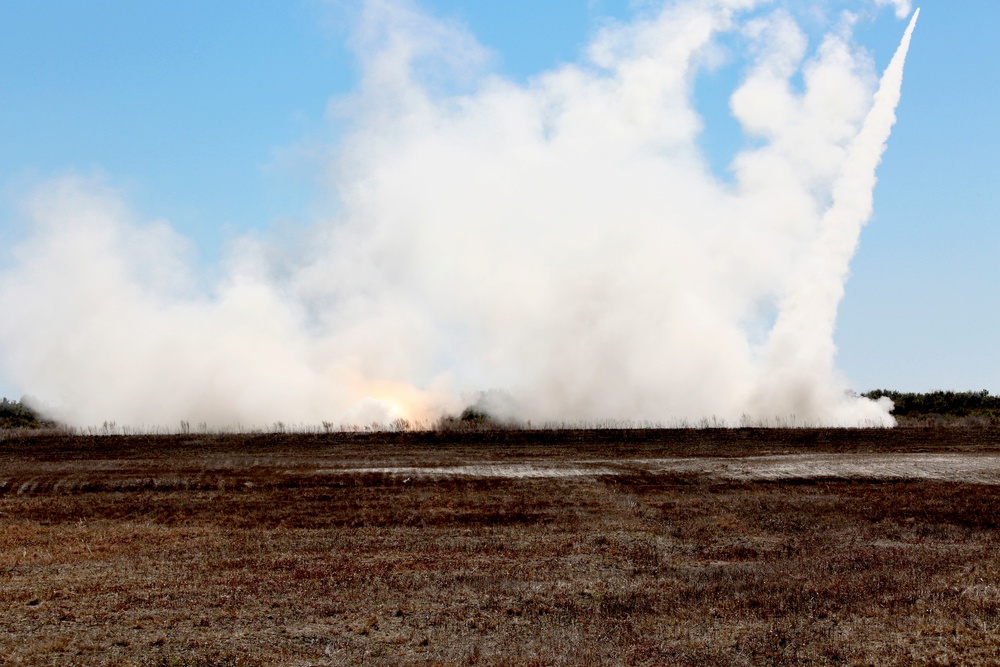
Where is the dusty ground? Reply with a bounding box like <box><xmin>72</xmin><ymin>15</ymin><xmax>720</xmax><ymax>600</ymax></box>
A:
<box><xmin>335</xmin><ymin>452</ymin><xmax>1000</xmax><ymax>483</ymax></box>
<box><xmin>2</xmin><ymin>427</ymin><xmax>1000</xmax><ymax>665</ymax></box>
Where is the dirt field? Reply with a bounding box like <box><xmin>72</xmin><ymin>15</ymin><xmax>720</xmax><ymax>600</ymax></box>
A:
<box><xmin>3</xmin><ymin>427</ymin><xmax>1000</xmax><ymax>666</ymax></box>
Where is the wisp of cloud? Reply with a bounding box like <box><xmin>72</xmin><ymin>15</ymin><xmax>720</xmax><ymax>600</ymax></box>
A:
<box><xmin>0</xmin><ymin>0</ymin><xmax>917</xmax><ymax>428</ymax></box>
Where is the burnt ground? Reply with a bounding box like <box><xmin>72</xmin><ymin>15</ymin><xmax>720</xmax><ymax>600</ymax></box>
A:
<box><xmin>2</xmin><ymin>427</ymin><xmax>1000</xmax><ymax>665</ymax></box>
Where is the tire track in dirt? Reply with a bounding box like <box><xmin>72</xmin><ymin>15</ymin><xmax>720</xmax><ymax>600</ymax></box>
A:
<box><xmin>327</xmin><ymin>463</ymin><xmax>620</xmax><ymax>479</ymax></box>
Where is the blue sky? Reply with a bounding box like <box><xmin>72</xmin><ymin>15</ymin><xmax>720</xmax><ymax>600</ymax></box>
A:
<box><xmin>0</xmin><ymin>0</ymin><xmax>997</xmax><ymax>403</ymax></box>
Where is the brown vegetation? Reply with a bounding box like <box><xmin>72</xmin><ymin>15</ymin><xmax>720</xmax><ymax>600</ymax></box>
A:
<box><xmin>2</xmin><ymin>428</ymin><xmax>1000</xmax><ymax>665</ymax></box>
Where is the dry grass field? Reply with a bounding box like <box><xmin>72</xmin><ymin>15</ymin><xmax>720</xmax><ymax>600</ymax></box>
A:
<box><xmin>2</xmin><ymin>427</ymin><xmax>1000</xmax><ymax>666</ymax></box>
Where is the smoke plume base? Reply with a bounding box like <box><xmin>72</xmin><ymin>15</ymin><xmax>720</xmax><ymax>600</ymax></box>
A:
<box><xmin>0</xmin><ymin>1</ymin><xmax>917</xmax><ymax>429</ymax></box>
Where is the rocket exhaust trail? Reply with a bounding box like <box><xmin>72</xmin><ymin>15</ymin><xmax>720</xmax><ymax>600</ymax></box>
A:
<box><xmin>753</xmin><ymin>10</ymin><xmax>920</xmax><ymax>424</ymax></box>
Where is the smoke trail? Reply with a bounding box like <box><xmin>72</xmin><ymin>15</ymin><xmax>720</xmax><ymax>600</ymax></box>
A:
<box><xmin>750</xmin><ymin>9</ymin><xmax>920</xmax><ymax>424</ymax></box>
<box><xmin>0</xmin><ymin>1</ymin><xmax>916</xmax><ymax>428</ymax></box>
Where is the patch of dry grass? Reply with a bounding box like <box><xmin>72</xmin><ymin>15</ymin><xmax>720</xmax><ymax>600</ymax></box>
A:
<box><xmin>2</xmin><ymin>429</ymin><xmax>1000</xmax><ymax>665</ymax></box>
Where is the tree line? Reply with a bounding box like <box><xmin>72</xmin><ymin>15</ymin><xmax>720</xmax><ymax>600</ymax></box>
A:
<box><xmin>0</xmin><ymin>397</ymin><xmax>49</xmax><ymax>428</ymax></box>
<box><xmin>863</xmin><ymin>389</ymin><xmax>1000</xmax><ymax>419</ymax></box>
<box><xmin>3</xmin><ymin>391</ymin><xmax>1000</xmax><ymax>430</ymax></box>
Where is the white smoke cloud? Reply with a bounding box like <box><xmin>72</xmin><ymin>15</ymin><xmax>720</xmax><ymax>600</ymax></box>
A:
<box><xmin>875</xmin><ymin>0</ymin><xmax>913</xmax><ymax>20</ymax></box>
<box><xmin>0</xmin><ymin>0</ymin><xmax>917</xmax><ymax>428</ymax></box>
